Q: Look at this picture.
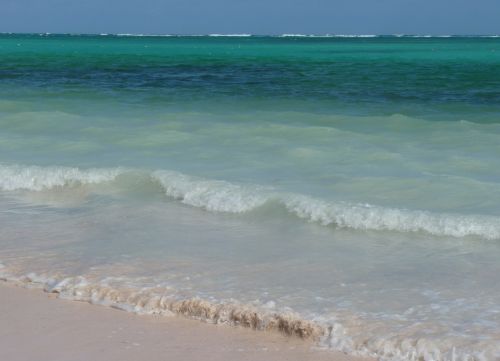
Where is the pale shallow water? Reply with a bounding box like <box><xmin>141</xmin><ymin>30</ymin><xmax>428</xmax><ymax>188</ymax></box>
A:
<box><xmin>1</xmin><ymin>34</ymin><xmax>500</xmax><ymax>361</ymax></box>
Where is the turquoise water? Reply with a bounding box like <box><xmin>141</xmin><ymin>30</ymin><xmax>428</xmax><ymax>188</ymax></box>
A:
<box><xmin>1</xmin><ymin>34</ymin><xmax>500</xmax><ymax>360</ymax></box>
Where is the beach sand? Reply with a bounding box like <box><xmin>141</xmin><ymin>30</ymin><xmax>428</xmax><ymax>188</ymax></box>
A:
<box><xmin>0</xmin><ymin>283</ymin><xmax>370</xmax><ymax>361</ymax></box>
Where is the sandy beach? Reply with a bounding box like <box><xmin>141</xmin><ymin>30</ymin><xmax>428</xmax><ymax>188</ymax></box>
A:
<box><xmin>0</xmin><ymin>283</ymin><xmax>370</xmax><ymax>361</ymax></box>
<box><xmin>1</xmin><ymin>33</ymin><xmax>499</xmax><ymax>360</ymax></box>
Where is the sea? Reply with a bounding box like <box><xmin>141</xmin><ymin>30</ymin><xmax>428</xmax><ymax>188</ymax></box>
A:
<box><xmin>1</xmin><ymin>33</ymin><xmax>500</xmax><ymax>361</ymax></box>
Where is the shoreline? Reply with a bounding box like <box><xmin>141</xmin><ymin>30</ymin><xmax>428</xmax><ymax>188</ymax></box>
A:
<box><xmin>0</xmin><ymin>282</ymin><xmax>371</xmax><ymax>361</ymax></box>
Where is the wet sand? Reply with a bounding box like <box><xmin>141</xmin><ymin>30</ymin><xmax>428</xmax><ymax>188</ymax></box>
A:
<box><xmin>0</xmin><ymin>283</ymin><xmax>371</xmax><ymax>361</ymax></box>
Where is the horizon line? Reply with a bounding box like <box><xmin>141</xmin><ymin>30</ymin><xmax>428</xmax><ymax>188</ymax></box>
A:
<box><xmin>1</xmin><ymin>32</ymin><xmax>499</xmax><ymax>38</ymax></box>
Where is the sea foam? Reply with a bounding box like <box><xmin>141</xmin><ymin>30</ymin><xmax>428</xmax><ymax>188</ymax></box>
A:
<box><xmin>1</xmin><ymin>267</ymin><xmax>498</xmax><ymax>361</ymax></box>
<box><xmin>151</xmin><ymin>170</ymin><xmax>500</xmax><ymax>240</ymax></box>
<box><xmin>1</xmin><ymin>164</ymin><xmax>500</xmax><ymax>240</ymax></box>
<box><xmin>0</xmin><ymin>164</ymin><xmax>125</xmax><ymax>191</ymax></box>
<box><xmin>151</xmin><ymin>170</ymin><xmax>270</xmax><ymax>213</ymax></box>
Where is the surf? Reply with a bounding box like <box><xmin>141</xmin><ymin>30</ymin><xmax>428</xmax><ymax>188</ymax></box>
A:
<box><xmin>1</xmin><ymin>164</ymin><xmax>499</xmax><ymax>240</ymax></box>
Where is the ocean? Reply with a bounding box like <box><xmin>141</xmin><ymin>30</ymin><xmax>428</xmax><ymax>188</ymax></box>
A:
<box><xmin>1</xmin><ymin>33</ymin><xmax>500</xmax><ymax>360</ymax></box>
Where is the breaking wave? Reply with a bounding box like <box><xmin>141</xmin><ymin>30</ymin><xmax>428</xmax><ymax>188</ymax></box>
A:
<box><xmin>0</xmin><ymin>266</ymin><xmax>497</xmax><ymax>361</ymax></box>
<box><xmin>0</xmin><ymin>164</ymin><xmax>126</xmax><ymax>191</ymax></box>
<box><xmin>1</xmin><ymin>164</ymin><xmax>500</xmax><ymax>240</ymax></box>
<box><xmin>0</xmin><ymin>268</ymin><xmax>323</xmax><ymax>340</ymax></box>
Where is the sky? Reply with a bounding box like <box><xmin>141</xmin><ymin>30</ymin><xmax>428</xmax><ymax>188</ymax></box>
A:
<box><xmin>1</xmin><ymin>0</ymin><xmax>499</xmax><ymax>35</ymax></box>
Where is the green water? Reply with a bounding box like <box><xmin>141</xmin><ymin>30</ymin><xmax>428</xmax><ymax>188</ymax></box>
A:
<box><xmin>1</xmin><ymin>34</ymin><xmax>500</xmax><ymax>361</ymax></box>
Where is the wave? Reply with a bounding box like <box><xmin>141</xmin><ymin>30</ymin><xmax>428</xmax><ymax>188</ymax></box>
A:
<box><xmin>116</xmin><ymin>33</ymin><xmax>174</xmax><ymax>37</ymax></box>
<box><xmin>208</xmin><ymin>34</ymin><xmax>252</xmax><ymax>37</ymax></box>
<box><xmin>151</xmin><ymin>171</ymin><xmax>500</xmax><ymax>240</ymax></box>
<box><xmin>0</xmin><ymin>164</ymin><xmax>126</xmax><ymax>192</ymax></box>
<box><xmin>280</xmin><ymin>34</ymin><xmax>321</xmax><ymax>37</ymax></box>
<box><xmin>277</xmin><ymin>34</ymin><xmax>484</xmax><ymax>38</ymax></box>
<box><xmin>277</xmin><ymin>34</ymin><xmax>489</xmax><ymax>38</ymax></box>
<box><xmin>6</xmin><ymin>33</ymin><xmax>499</xmax><ymax>39</ymax></box>
<box><xmin>284</xmin><ymin>196</ymin><xmax>500</xmax><ymax>239</ymax></box>
<box><xmin>152</xmin><ymin>170</ymin><xmax>270</xmax><ymax>213</ymax></box>
<box><xmin>279</xmin><ymin>34</ymin><xmax>377</xmax><ymax>38</ymax></box>
<box><xmin>115</xmin><ymin>34</ymin><xmax>252</xmax><ymax>37</ymax></box>
<box><xmin>1</xmin><ymin>266</ymin><xmax>496</xmax><ymax>361</ymax></box>
<box><xmin>2</xmin><ymin>164</ymin><xmax>500</xmax><ymax>240</ymax></box>
<box><xmin>0</xmin><ymin>269</ymin><xmax>323</xmax><ymax>340</ymax></box>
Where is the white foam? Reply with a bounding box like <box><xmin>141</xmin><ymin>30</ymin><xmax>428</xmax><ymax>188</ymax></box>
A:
<box><xmin>151</xmin><ymin>170</ymin><xmax>500</xmax><ymax>240</ymax></box>
<box><xmin>284</xmin><ymin>195</ymin><xmax>500</xmax><ymax>240</ymax></box>
<box><xmin>0</xmin><ymin>164</ymin><xmax>125</xmax><ymax>191</ymax></box>
<box><xmin>1</xmin><ymin>270</ymin><xmax>322</xmax><ymax>339</ymax></box>
<box><xmin>208</xmin><ymin>34</ymin><xmax>252</xmax><ymax>37</ymax></box>
<box><xmin>151</xmin><ymin>170</ymin><xmax>270</xmax><ymax>213</ymax></box>
<box><xmin>279</xmin><ymin>34</ymin><xmax>378</xmax><ymax>38</ymax></box>
<box><xmin>2</xmin><ymin>164</ymin><xmax>499</xmax><ymax>240</ymax></box>
<box><xmin>334</xmin><ymin>34</ymin><xmax>377</xmax><ymax>38</ymax></box>
<box><xmin>280</xmin><ymin>34</ymin><xmax>311</xmax><ymax>37</ymax></box>
<box><xmin>2</xmin><ymin>268</ymin><xmax>499</xmax><ymax>361</ymax></box>
<box><xmin>115</xmin><ymin>33</ymin><xmax>173</xmax><ymax>37</ymax></box>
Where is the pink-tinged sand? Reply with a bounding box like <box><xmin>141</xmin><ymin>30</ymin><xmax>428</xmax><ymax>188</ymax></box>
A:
<box><xmin>0</xmin><ymin>283</ymin><xmax>372</xmax><ymax>361</ymax></box>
